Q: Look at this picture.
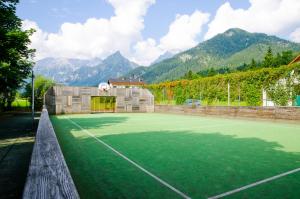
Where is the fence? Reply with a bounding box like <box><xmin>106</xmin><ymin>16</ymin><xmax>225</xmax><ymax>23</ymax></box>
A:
<box><xmin>152</xmin><ymin>82</ymin><xmax>250</xmax><ymax>106</ymax></box>
<box><xmin>23</xmin><ymin>108</ymin><xmax>79</xmax><ymax>199</ymax></box>
<box><xmin>150</xmin><ymin>83</ymin><xmax>292</xmax><ymax>107</ymax></box>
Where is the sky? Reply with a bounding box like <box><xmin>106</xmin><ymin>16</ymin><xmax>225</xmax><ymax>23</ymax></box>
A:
<box><xmin>17</xmin><ymin>0</ymin><xmax>300</xmax><ymax>66</ymax></box>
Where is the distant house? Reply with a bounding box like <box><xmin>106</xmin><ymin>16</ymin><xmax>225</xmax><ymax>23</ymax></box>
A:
<box><xmin>288</xmin><ymin>54</ymin><xmax>300</xmax><ymax>66</ymax></box>
<box><xmin>108</xmin><ymin>78</ymin><xmax>145</xmax><ymax>88</ymax></box>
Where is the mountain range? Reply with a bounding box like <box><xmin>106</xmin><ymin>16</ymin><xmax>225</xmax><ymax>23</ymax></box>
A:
<box><xmin>34</xmin><ymin>28</ymin><xmax>300</xmax><ymax>85</ymax></box>
<box><xmin>34</xmin><ymin>51</ymin><xmax>138</xmax><ymax>86</ymax></box>
<box><xmin>127</xmin><ymin>28</ymin><xmax>300</xmax><ymax>83</ymax></box>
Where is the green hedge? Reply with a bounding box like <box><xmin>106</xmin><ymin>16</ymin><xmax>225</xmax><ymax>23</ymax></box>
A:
<box><xmin>147</xmin><ymin>64</ymin><xmax>300</xmax><ymax>106</ymax></box>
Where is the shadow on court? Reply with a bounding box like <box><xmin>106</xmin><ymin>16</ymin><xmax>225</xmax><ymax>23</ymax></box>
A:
<box><xmin>50</xmin><ymin>116</ymin><xmax>300</xmax><ymax>199</ymax></box>
<box><xmin>55</xmin><ymin>115</ymin><xmax>128</xmax><ymax>130</ymax></box>
<box><xmin>0</xmin><ymin>112</ymin><xmax>39</xmax><ymax>199</ymax></box>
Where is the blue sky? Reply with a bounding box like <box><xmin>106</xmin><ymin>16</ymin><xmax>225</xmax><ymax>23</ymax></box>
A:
<box><xmin>17</xmin><ymin>0</ymin><xmax>249</xmax><ymax>40</ymax></box>
<box><xmin>17</xmin><ymin>0</ymin><xmax>300</xmax><ymax>65</ymax></box>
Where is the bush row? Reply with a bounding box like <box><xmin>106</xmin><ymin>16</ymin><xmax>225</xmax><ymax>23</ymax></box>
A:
<box><xmin>147</xmin><ymin>64</ymin><xmax>300</xmax><ymax>106</ymax></box>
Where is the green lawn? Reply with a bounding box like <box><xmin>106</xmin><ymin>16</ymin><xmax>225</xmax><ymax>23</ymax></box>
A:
<box><xmin>11</xmin><ymin>98</ymin><xmax>29</xmax><ymax>108</ymax></box>
<box><xmin>51</xmin><ymin>113</ymin><xmax>300</xmax><ymax>199</ymax></box>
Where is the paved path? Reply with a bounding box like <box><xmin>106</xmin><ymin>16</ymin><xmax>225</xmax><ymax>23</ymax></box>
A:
<box><xmin>0</xmin><ymin>112</ymin><xmax>38</xmax><ymax>199</ymax></box>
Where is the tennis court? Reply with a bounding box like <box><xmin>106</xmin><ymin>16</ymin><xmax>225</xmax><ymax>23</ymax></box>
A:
<box><xmin>51</xmin><ymin>113</ymin><xmax>300</xmax><ymax>199</ymax></box>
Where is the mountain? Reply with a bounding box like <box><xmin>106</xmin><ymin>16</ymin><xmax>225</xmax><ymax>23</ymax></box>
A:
<box><xmin>34</xmin><ymin>51</ymin><xmax>139</xmax><ymax>86</ymax></box>
<box><xmin>70</xmin><ymin>51</ymin><xmax>139</xmax><ymax>86</ymax></box>
<box><xmin>128</xmin><ymin>28</ymin><xmax>300</xmax><ymax>83</ymax></box>
<box><xmin>151</xmin><ymin>51</ymin><xmax>174</xmax><ymax>65</ymax></box>
<box><xmin>34</xmin><ymin>57</ymin><xmax>103</xmax><ymax>84</ymax></box>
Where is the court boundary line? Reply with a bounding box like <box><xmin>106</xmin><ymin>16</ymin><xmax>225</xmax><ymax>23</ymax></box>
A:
<box><xmin>208</xmin><ymin>167</ymin><xmax>300</xmax><ymax>199</ymax></box>
<box><xmin>65</xmin><ymin>117</ymin><xmax>191</xmax><ymax>199</ymax></box>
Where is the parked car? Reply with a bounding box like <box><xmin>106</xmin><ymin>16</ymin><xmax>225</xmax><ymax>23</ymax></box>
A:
<box><xmin>185</xmin><ymin>99</ymin><xmax>201</xmax><ymax>106</ymax></box>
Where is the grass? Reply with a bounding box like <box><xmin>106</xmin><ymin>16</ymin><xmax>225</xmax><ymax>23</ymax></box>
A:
<box><xmin>11</xmin><ymin>98</ymin><xmax>30</xmax><ymax>108</ymax></box>
<box><xmin>51</xmin><ymin>113</ymin><xmax>300</xmax><ymax>199</ymax></box>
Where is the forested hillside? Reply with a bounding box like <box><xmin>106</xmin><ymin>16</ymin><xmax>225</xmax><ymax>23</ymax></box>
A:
<box><xmin>127</xmin><ymin>28</ymin><xmax>300</xmax><ymax>83</ymax></box>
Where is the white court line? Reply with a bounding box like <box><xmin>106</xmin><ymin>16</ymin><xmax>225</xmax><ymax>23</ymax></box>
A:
<box><xmin>208</xmin><ymin>167</ymin><xmax>300</xmax><ymax>199</ymax></box>
<box><xmin>66</xmin><ymin>117</ymin><xmax>191</xmax><ymax>199</ymax></box>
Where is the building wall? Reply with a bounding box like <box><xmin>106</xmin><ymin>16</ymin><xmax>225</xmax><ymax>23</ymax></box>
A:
<box><xmin>45</xmin><ymin>86</ymin><xmax>154</xmax><ymax>114</ymax></box>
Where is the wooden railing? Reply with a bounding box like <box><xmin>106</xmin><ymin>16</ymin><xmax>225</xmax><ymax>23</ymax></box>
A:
<box><xmin>23</xmin><ymin>108</ymin><xmax>79</xmax><ymax>199</ymax></box>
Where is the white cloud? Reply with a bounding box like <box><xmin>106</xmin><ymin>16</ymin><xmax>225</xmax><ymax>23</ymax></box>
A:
<box><xmin>23</xmin><ymin>0</ymin><xmax>155</xmax><ymax>61</ymax></box>
<box><xmin>22</xmin><ymin>20</ymin><xmax>50</xmax><ymax>59</ymax></box>
<box><xmin>23</xmin><ymin>1</ymin><xmax>209</xmax><ymax>66</ymax></box>
<box><xmin>205</xmin><ymin>0</ymin><xmax>300</xmax><ymax>40</ymax></box>
<box><xmin>290</xmin><ymin>28</ymin><xmax>300</xmax><ymax>43</ymax></box>
<box><xmin>131</xmin><ymin>38</ymin><xmax>163</xmax><ymax>66</ymax></box>
<box><xmin>130</xmin><ymin>10</ymin><xmax>210</xmax><ymax>65</ymax></box>
<box><xmin>159</xmin><ymin>10</ymin><xmax>210</xmax><ymax>53</ymax></box>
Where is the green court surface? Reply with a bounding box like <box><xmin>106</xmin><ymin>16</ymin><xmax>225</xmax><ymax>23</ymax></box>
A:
<box><xmin>51</xmin><ymin>113</ymin><xmax>300</xmax><ymax>199</ymax></box>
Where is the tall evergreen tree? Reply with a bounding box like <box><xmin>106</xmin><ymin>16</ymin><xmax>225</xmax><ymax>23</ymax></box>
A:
<box><xmin>207</xmin><ymin>68</ymin><xmax>217</xmax><ymax>76</ymax></box>
<box><xmin>262</xmin><ymin>47</ymin><xmax>274</xmax><ymax>68</ymax></box>
<box><xmin>249</xmin><ymin>58</ymin><xmax>257</xmax><ymax>70</ymax></box>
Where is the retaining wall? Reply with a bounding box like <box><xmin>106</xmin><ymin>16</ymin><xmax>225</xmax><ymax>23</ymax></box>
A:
<box><xmin>23</xmin><ymin>108</ymin><xmax>79</xmax><ymax>199</ymax></box>
<box><xmin>155</xmin><ymin>105</ymin><xmax>300</xmax><ymax>120</ymax></box>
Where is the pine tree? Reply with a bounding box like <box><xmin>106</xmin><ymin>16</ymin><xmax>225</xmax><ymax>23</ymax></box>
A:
<box><xmin>208</xmin><ymin>68</ymin><xmax>217</xmax><ymax>76</ymax></box>
<box><xmin>249</xmin><ymin>59</ymin><xmax>257</xmax><ymax>70</ymax></box>
<box><xmin>262</xmin><ymin>47</ymin><xmax>274</xmax><ymax>68</ymax></box>
<box><xmin>183</xmin><ymin>70</ymin><xmax>194</xmax><ymax>80</ymax></box>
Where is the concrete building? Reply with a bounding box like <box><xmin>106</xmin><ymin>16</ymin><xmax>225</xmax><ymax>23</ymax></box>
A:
<box><xmin>45</xmin><ymin>85</ymin><xmax>154</xmax><ymax>114</ymax></box>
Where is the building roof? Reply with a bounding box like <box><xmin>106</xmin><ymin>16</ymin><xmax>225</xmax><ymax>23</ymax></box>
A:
<box><xmin>108</xmin><ymin>78</ymin><xmax>145</xmax><ymax>86</ymax></box>
<box><xmin>288</xmin><ymin>54</ymin><xmax>300</xmax><ymax>66</ymax></box>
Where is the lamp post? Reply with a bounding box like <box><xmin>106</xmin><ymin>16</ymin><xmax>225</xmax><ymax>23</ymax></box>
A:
<box><xmin>228</xmin><ymin>82</ymin><xmax>230</xmax><ymax>106</ymax></box>
<box><xmin>31</xmin><ymin>67</ymin><xmax>34</xmax><ymax>129</ymax></box>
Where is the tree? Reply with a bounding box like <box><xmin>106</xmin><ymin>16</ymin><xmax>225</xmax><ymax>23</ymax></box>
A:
<box><xmin>280</xmin><ymin>50</ymin><xmax>294</xmax><ymax>65</ymax></box>
<box><xmin>249</xmin><ymin>59</ymin><xmax>257</xmax><ymax>70</ymax></box>
<box><xmin>237</xmin><ymin>63</ymin><xmax>250</xmax><ymax>71</ymax></box>
<box><xmin>0</xmin><ymin>0</ymin><xmax>35</xmax><ymax>110</ymax></box>
<box><xmin>183</xmin><ymin>70</ymin><xmax>199</xmax><ymax>80</ymax></box>
<box><xmin>207</xmin><ymin>68</ymin><xmax>217</xmax><ymax>76</ymax></box>
<box><xmin>273</xmin><ymin>53</ymin><xmax>282</xmax><ymax>67</ymax></box>
<box><xmin>24</xmin><ymin>75</ymin><xmax>55</xmax><ymax>110</ymax></box>
<box><xmin>262</xmin><ymin>47</ymin><xmax>274</xmax><ymax>68</ymax></box>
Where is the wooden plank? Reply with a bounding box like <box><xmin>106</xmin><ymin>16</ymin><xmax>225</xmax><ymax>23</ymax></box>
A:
<box><xmin>23</xmin><ymin>108</ymin><xmax>79</xmax><ymax>199</ymax></box>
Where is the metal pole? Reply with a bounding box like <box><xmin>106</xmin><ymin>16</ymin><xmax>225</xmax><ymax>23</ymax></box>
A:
<box><xmin>228</xmin><ymin>82</ymin><xmax>230</xmax><ymax>106</ymax></box>
<box><xmin>238</xmin><ymin>84</ymin><xmax>241</xmax><ymax>106</ymax></box>
<box><xmin>31</xmin><ymin>68</ymin><xmax>34</xmax><ymax>129</ymax></box>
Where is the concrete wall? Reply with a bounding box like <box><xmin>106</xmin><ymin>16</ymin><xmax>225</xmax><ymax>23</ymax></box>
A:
<box><xmin>45</xmin><ymin>86</ymin><xmax>154</xmax><ymax>114</ymax></box>
<box><xmin>23</xmin><ymin>108</ymin><xmax>79</xmax><ymax>198</ymax></box>
<box><xmin>155</xmin><ymin>105</ymin><xmax>300</xmax><ymax>120</ymax></box>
